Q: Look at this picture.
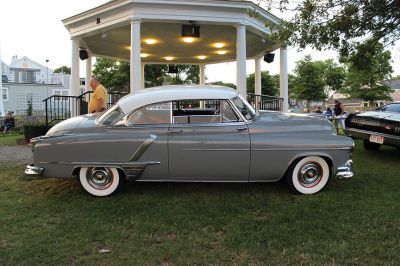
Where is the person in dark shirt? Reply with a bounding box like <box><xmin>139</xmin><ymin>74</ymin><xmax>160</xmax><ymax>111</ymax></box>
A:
<box><xmin>2</xmin><ymin>112</ymin><xmax>15</xmax><ymax>133</ymax></box>
<box><xmin>333</xmin><ymin>100</ymin><xmax>346</xmax><ymax>132</ymax></box>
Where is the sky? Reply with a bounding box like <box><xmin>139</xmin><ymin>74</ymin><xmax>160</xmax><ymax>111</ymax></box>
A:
<box><xmin>1</xmin><ymin>0</ymin><xmax>399</xmax><ymax>84</ymax></box>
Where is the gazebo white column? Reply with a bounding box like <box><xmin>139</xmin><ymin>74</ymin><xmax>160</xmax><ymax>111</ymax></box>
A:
<box><xmin>130</xmin><ymin>18</ymin><xmax>142</xmax><ymax>93</ymax></box>
<box><xmin>199</xmin><ymin>64</ymin><xmax>206</xmax><ymax>85</ymax></box>
<box><xmin>236</xmin><ymin>24</ymin><xmax>247</xmax><ymax>97</ymax></box>
<box><xmin>70</xmin><ymin>38</ymin><xmax>80</xmax><ymax>116</ymax></box>
<box><xmin>279</xmin><ymin>47</ymin><xmax>289</xmax><ymax>112</ymax></box>
<box><xmin>254</xmin><ymin>56</ymin><xmax>262</xmax><ymax>111</ymax></box>
<box><xmin>199</xmin><ymin>64</ymin><xmax>206</xmax><ymax>108</ymax></box>
<box><xmin>141</xmin><ymin>62</ymin><xmax>145</xmax><ymax>89</ymax></box>
<box><xmin>85</xmin><ymin>53</ymin><xmax>92</xmax><ymax>92</ymax></box>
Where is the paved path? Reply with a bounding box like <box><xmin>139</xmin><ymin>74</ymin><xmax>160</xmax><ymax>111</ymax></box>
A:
<box><xmin>0</xmin><ymin>146</ymin><xmax>32</xmax><ymax>163</ymax></box>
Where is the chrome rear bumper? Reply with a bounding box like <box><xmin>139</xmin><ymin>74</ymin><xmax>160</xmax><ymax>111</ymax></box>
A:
<box><xmin>336</xmin><ymin>160</ymin><xmax>353</xmax><ymax>180</ymax></box>
<box><xmin>25</xmin><ymin>164</ymin><xmax>44</xmax><ymax>176</ymax></box>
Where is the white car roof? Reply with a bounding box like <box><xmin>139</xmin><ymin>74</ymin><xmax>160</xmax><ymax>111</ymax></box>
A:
<box><xmin>117</xmin><ymin>85</ymin><xmax>239</xmax><ymax>113</ymax></box>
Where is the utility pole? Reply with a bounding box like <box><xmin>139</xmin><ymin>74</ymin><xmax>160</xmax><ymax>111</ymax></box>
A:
<box><xmin>46</xmin><ymin>59</ymin><xmax>49</xmax><ymax>98</ymax></box>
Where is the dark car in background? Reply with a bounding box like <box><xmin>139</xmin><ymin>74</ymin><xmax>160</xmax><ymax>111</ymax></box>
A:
<box><xmin>345</xmin><ymin>102</ymin><xmax>400</xmax><ymax>150</ymax></box>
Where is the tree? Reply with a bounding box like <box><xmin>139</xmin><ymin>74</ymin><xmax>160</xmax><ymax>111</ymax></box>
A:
<box><xmin>210</xmin><ymin>81</ymin><xmax>236</xmax><ymax>89</ymax></box>
<box><xmin>53</xmin><ymin>66</ymin><xmax>71</xmax><ymax>74</ymax></box>
<box><xmin>246</xmin><ymin>71</ymin><xmax>280</xmax><ymax>96</ymax></box>
<box><xmin>292</xmin><ymin>55</ymin><xmax>327</xmax><ymax>107</ymax></box>
<box><xmin>144</xmin><ymin>65</ymin><xmax>167</xmax><ymax>87</ymax></box>
<box><xmin>93</xmin><ymin>58</ymin><xmax>130</xmax><ymax>92</ymax></box>
<box><xmin>93</xmin><ymin>59</ymin><xmax>200</xmax><ymax>91</ymax></box>
<box><xmin>340</xmin><ymin>41</ymin><xmax>393</xmax><ymax>103</ymax></box>
<box><xmin>314</xmin><ymin>59</ymin><xmax>346</xmax><ymax>94</ymax></box>
<box><xmin>266</xmin><ymin>0</ymin><xmax>400</xmax><ymax>57</ymax></box>
<box><xmin>164</xmin><ymin>65</ymin><xmax>200</xmax><ymax>85</ymax></box>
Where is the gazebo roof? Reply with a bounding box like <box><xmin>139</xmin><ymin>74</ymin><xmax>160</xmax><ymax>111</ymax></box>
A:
<box><xmin>62</xmin><ymin>0</ymin><xmax>281</xmax><ymax>64</ymax></box>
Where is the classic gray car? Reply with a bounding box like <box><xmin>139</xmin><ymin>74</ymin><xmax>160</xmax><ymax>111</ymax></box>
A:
<box><xmin>25</xmin><ymin>86</ymin><xmax>354</xmax><ymax>196</ymax></box>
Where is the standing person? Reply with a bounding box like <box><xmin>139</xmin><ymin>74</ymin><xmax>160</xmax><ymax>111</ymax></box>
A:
<box><xmin>325</xmin><ymin>107</ymin><xmax>333</xmax><ymax>121</ymax></box>
<box><xmin>333</xmin><ymin>99</ymin><xmax>346</xmax><ymax>132</ymax></box>
<box><xmin>2</xmin><ymin>112</ymin><xmax>15</xmax><ymax>133</ymax></box>
<box><xmin>88</xmin><ymin>77</ymin><xmax>108</xmax><ymax>113</ymax></box>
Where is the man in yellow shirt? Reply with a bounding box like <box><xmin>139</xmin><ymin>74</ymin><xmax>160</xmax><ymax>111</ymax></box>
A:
<box><xmin>88</xmin><ymin>77</ymin><xmax>108</xmax><ymax>113</ymax></box>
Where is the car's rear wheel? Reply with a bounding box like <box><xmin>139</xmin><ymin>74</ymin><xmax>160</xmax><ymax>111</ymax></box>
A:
<box><xmin>286</xmin><ymin>156</ymin><xmax>330</xmax><ymax>195</ymax></box>
<box><xmin>79</xmin><ymin>167</ymin><xmax>123</xmax><ymax>196</ymax></box>
<box><xmin>363</xmin><ymin>139</ymin><xmax>381</xmax><ymax>151</ymax></box>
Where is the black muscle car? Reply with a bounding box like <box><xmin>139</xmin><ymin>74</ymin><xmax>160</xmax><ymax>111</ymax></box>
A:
<box><xmin>344</xmin><ymin>102</ymin><xmax>400</xmax><ymax>150</ymax></box>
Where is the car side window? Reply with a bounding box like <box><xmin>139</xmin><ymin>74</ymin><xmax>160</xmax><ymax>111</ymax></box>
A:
<box><xmin>172</xmin><ymin>100</ymin><xmax>239</xmax><ymax>124</ymax></box>
<box><xmin>129</xmin><ymin>102</ymin><xmax>171</xmax><ymax>125</ymax></box>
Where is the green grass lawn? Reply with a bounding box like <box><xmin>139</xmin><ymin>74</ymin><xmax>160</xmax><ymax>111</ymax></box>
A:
<box><xmin>0</xmin><ymin>140</ymin><xmax>399</xmax><ymax>265</ymax></box>
<box><xmin>0</xmin><ymin>133</ymin><xmax>25</xmax><ymax>146</ymax></box>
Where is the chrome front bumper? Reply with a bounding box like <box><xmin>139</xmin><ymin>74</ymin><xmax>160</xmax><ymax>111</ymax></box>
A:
<box><xmin>335</xmin><ymin>160</ymin><xmax>353</xmax><ymax>180</ymax></box>
<box><xmin>25</xmin><ymin>164</ymin><xmax>44</xmax><ymax>176</ymax></box>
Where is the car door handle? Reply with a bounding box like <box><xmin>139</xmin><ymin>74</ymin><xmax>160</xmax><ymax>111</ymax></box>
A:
<box><xmin>236</xmin><ymin>127</ymin><xmax>247</xmax><ymax>131</ymax></box>
<box><xmin>169</xmin><ymin>129</ymin><xmax>184</xmax><ymax>134</ymax></box>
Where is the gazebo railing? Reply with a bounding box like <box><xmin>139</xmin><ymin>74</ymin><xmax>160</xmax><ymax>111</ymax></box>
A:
<box><xmin>247</xmin><ymin>93</ymin><xmax>283</xmax><ymax>111</ymax></box>
<box><xmin>44</xmin><ymin>91</ymin><xmax>128</xmax><ymax>126</ymax></box>
<box><xmin>43</xmin><ymin>95</ymin><xmax>76</xmax><ymax>127</ymax></box>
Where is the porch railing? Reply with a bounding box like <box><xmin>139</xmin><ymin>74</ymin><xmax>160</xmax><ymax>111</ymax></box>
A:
<box><xmin>247</xmin><ymin>93</ymin><xmax>283</xmax><ymax>111</ymax></box>
<box><xmin>43</xmin><ymin>92</ymin><xmax>128</xmax><ymax>126</ymax></box>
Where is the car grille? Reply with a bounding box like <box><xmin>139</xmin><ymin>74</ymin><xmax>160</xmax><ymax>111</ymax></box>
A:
<box><xmin>348</xmin><ymin>116</ymin><xmax>400</xmax><ymax>136</ymax></box>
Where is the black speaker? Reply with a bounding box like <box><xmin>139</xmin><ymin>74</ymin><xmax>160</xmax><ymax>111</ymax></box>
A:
<box><xmin>79</xmin><ymin>50</ymin><xmax>89</xmax><ymax>60</ymax></box>
<box><xmin>168</xmin><ymin>65</ymin><xmax>178</xmax><ymax>74</ymax></box>
<box><xmin>181</xmin><ymin>24</ymin><xmax>200</xmax><ymax>38</ymax></box>
<box><xmin>264</xmin><ymin>53</ymin><xmax>275</xmax><ymax>63</ymax></box>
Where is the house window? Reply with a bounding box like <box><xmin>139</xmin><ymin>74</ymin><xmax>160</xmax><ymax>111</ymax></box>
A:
<box><xmin>2</xmin><ymin>87</ymin><xmax>8</xmax><ymax>101</ymax></box>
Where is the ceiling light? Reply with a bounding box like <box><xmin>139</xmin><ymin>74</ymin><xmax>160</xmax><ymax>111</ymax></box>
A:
<box><xmin>183</xmin><ymin>37</ymin><xmax>195</xmax><ymax>43</ymax></box>
<box><xmin>164</xmin><ymin>56</ymin><xmax>174</xmax><ymax>61</ymax></box>
<box><xmin>214</xmin><ymin>43</ymin><xmax>224</xmax><ymax>48</ymax></box>
<box><xmin>140</xmin><ymin>53</ymin><xmax>149</xmax><ymax>58</ymax></box>
<box><xmin>197</xmin><ymin>55</ymin><xmax>207</xmax><ymax>60</ymax></box>
<box><xmin>145</xmin><ymin>39</ymin><xmax>157</xmax><ymax>45</ymax></box>
<box><xmin>216</xmin><ymin>50</ymin><xmax>227</xmax><ymax>55</ymax></box>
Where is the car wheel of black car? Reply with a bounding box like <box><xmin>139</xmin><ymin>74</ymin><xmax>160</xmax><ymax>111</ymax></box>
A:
<box><xmin>79</xmin><ymin>167</ymin><xmax>124</xmax><ymax>196</ymax></box>
<box><xmin>363</xmin><ymin>140</ymin><xmax>381</xmax><ymax>151</ymax></box>
<box><xmin>286</xmin><ymin>156</ymin><xmax>330</xmax><ymax>195</ymax></box>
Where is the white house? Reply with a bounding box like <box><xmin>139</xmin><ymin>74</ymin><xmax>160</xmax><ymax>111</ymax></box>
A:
<box><xmin>1</xmin><ymin>56</ymin><xmax>70</xmax><ymax>115</ymax></box>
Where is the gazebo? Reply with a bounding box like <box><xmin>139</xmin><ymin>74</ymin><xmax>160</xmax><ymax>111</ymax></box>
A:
<box><xmin>62</xmin><ymin>0</ymin><xmax>288</xmax><ymax>112</ymax></box>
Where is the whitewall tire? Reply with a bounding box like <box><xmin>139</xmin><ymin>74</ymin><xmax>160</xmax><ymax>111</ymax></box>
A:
<box><xmin>79</xmin><ymin>167</ymin><xmax>123</xmax><ymax>196</ymax></box>
<box><xmin>286</xmin><ymin>156</ymin><xmax>330</xmax><ymax>195</ymax></box>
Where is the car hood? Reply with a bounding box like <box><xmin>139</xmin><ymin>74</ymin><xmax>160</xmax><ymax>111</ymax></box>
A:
<box><xmin>354</xmin><ymin>111</ymin><xmax>400</xmax><ymax>122</ymax></box>
<box><xmin>46</xmin><ymin>114</ymin><xmax>98</xmax><ymax>136</ymax></box>
<box><xmin>254</xmin><ymin>111</ymin><xmax>334</xmax><ymax>133</ymax></box>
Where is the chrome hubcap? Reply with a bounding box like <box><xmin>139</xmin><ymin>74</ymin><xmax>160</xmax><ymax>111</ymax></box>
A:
<box><xmin>86</xmin><ymin>167</ymin><xmax>113</xmax><ymax>190</ymax></box>
<box><xmin>298</xmin><ymin>162</ymin><xmax>323</xmax><ymax>188</ymax></box>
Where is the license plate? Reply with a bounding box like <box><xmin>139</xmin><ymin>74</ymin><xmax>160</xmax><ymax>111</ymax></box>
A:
<box><xmin>369</xmin><ymin>135</ymin><xmax>384</xmax><ymax>144</ymax></box>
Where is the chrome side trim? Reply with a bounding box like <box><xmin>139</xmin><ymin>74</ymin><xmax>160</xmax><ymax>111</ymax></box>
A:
<box><xmin>24</xmin><ymin>164</ymin><xmax>44</xmax><ymax>176</ymax></box>
<box><xmin>336</xmin><ymin>160</ymin><xmax>353</xmax><ymax>180</ymax></box>
<box><xmin>184</xmin><ymin>148</ymin><xmax>249</xmax><ymax>151</ymax></box>
<box><xmin>252</xmin><ymin>147</ymin><xmax>353</xmax><ymax>151</ymax></box>
<box><xmin>129</xmin><ymin>134</ymin><xmax>157</xmax><ymax>161</ymax></box>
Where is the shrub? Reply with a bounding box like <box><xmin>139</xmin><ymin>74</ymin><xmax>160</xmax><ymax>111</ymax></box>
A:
<box><xmin>23</xmin><ymin>124</ymin><xmax>50</xmax><ymax>142</ymax></box>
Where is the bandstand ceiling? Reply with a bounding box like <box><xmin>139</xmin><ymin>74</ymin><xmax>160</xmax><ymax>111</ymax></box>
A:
<box><xmin>82</xmin><ymin>22</ymin><xmax>276</xmax><ymax>64</ymax></box>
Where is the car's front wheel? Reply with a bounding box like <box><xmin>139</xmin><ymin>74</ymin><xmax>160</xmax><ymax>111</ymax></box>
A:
<box><xmin>286</xmin><ymin>156</ymin><xmax>330</xmax><ymax>194</ymax></box>
<box><xmin>363</xmin><ymin>140</ymin><xmax>381</xmax><ymax>151</ymax></box>
<box><xmin>79</xmin><ymin>167</ymin><xmax>124</xmax><ymax>196</ymax></box>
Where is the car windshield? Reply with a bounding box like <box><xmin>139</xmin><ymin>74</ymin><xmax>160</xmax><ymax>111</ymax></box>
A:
<box><xmin>231</xmin><ymin>96</ymin><xmax>257</xmax><ymax>120</ymax></box>
<box><xmin>97</xmin><ymin>105</ymin><xmax>124</xmax><ymax>125</ymax></box>
<box><xmin>377</xmin><ymin>103</ymin><xmax>400</xmax><ymax>113</ymax></box>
